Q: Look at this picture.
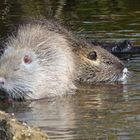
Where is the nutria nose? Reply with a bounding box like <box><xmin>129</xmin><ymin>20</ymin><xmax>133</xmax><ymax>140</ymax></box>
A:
<box><xmin>123</xmin><ymin>68</ymin><xmax>128</xmax><ymax>75</ymax></box>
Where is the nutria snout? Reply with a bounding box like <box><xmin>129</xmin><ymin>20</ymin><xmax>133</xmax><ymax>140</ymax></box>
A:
<box><xmin>0</xmin><ymin>20</ymin><xmax>127</xmax><ymax>100</ymax></box>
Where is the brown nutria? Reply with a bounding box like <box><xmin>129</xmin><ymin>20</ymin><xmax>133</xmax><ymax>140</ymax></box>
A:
<box><xmin>0</xmin><ymin>19</ymin><xmax>127</xmax><ymax>100</ymax></box>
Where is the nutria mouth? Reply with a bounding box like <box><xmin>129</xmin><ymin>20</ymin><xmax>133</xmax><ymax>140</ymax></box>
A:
<box><xmin>0</xmin><ymin>19</ymin><xmax>128</xmax><ymax>100</ymax></box>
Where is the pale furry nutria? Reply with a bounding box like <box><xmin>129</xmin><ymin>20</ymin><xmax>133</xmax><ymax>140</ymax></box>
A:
<box><xmin>0</xmin><ymin>19</ymin><xmax>127</xmax><ymax>100</ymax></box>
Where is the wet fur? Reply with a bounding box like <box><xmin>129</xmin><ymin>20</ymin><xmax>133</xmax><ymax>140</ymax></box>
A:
<box><xmin>0</xmin><ymin>20</ymin><xmax>126</xmax><ymax>100</ymax></box>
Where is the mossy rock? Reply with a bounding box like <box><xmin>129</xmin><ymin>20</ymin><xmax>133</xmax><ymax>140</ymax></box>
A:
<box><xmin>0</xmin><ymin>111</ymin><xmax>49</xmax><ymax>140</ymax></box>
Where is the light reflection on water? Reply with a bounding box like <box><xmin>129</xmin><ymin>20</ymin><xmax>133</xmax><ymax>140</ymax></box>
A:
<box><xmin>1</xmin><ymin>69</ymin><xmax>140</xmax><ymax>140</ymax></box>
<box><xmin>0</xmin><ymin>0</ymin><xmax>140</xmax><ymax>139</ymax></box>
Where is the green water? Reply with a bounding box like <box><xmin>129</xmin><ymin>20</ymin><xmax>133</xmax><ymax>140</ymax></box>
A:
<box><xmin>0</xmin><ymin>0</ymin><xmax>140</xmax><ymax>140</ymax></box>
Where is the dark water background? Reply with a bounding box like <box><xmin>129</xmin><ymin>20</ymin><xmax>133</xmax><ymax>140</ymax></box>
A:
<box><xmin>0</xmin><ymin>0</ymin><xmax>140</xmax><ymax>140</ymax></box>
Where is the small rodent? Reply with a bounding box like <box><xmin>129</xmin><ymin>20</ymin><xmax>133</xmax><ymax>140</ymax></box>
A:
<box><xmin>0</xmin><ymin>19</ymin><xmax>127</xmax><ymax>100</ymax></box>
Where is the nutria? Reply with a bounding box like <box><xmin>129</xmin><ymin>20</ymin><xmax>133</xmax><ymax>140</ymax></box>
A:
<box><xmin>0</xmin><ymin>19</ymin><xmax>127</xmax><ymax>100</ymax></box>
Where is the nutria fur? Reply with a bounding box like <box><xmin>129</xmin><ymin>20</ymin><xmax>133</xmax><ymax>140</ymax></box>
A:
<box><xmin>0</xmin><ymin>20</ymin><xmax>127</xmax><ymax>100</ymax></box>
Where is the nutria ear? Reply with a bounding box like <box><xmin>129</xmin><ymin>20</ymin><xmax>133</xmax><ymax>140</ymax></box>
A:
<box><xmin>24</xmin><ymin>55</ymin><xmax>32</xmax><ymax>64</ymax></box>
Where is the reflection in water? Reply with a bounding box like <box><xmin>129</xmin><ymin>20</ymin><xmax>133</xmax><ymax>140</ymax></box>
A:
<box><xmin>0</xmin><ymin>0</ymin><xmax>140</xmax><ymax>139</ymax></box>
<box><xmin>1</xmin><ymin>81</ymin><xmax>140</xmax><ymax>139</ymax></box>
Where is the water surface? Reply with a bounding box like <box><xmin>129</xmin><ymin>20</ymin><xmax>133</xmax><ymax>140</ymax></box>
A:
<box><xmin>0</xmin><ymin>0</ymin><xmax>140</xmax><ymax>140</ymax></box>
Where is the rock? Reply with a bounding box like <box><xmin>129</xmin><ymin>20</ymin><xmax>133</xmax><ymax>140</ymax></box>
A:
<box><xmin>91</xmin><ymin>40</ymin><xmax>140</xmax><ymax>59</ymax></box>
<box><xmin>92</xmin><ymin>40</ymin><xmax>133</xmax><ymax>54</ymax></box>
<box><xmin>0</xmin><ymin>111</ymin><xmax>49</xmax><ymax>140</ymax></box>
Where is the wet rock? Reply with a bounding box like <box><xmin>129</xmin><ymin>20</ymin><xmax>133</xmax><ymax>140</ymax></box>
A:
<box><xmin>92</xmin><ymin>40</ymin><xmax>132</xmax><ymax>54</ymax></box>
<box><xmin>91</xmin><ymin>40</ymin><xmax>140</xmax><ymax>60</ymax></box>
<box><xmin>92</xmin><ymin>40</ymin><xmax>140</xmax><ymax>54</ymax></box>
<box><xmin>0</xmin><ymin>111</ymin><xmax>49</xmax><ymax>140</ymax></box>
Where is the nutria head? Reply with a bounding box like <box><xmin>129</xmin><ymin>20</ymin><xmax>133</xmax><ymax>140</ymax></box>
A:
<box><xmin>0</xmin><ymin>20</ymin><xmax>127</xmax><ymax>100</ymax></box>
<box><xmin>0</xmin><ymin>23</ymin><xmax>77</xmax><ymax>100</ymax></box>
<box><xmin>76</xmin><ymin>42</ymin><xmax>127</xmax><ymax>83</ymax></box>
<box><xmin>0</xmin><ymin>47</ymin><xmax>41</xmax><ymax>100</ymax></box>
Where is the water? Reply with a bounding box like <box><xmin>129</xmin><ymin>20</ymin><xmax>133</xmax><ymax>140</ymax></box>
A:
<box><xmin>0</xmin><ymin>0</ymin><xmax>140</xmax><ymax>140</ymax></box>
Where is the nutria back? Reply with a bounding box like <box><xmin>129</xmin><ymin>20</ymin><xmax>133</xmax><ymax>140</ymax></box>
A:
<box><xmin>0</xmin><ymin>20</ymin><xmax>127</xmax><ymax>100</ymax></box>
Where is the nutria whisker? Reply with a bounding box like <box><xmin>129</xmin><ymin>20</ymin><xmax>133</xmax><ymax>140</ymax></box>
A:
<box><xmin>12</xmin><ymin>88</ymin><xmax>25</xmax><ymax>98</ymax></box>
<box><xmin>8</xmin><ymin>88</ymin><xmax>23</xmax><ymax>100</ymax></box>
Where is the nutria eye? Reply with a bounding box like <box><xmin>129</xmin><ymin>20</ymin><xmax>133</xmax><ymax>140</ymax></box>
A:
<box><xmin>24</xmin><ymin>55</ymin><xmax>32</xmax><ymax>64</ymax></box>
<box><xmin>87</xmin><ymin>51</ymin><xmax>97</xmax><ymax>60</ymax></box>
